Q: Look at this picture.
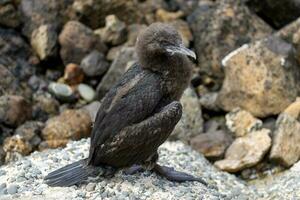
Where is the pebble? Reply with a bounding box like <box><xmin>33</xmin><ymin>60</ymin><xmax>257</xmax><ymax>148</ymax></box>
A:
<box><xmin>7</xmin><ymin>184</ymin><xmax>18</xmax><ymax>194</ymax></box>
<box><xmin>77</xmin><ymin>84</ymin><xmax>96</xmax><ymax>102</ymax></box>
<box><xmin>48</xmin><ymin>82</ymin><xmax>76</xmax><ymax>102</ymax></box>
<box><xmin>86</xmin><ymin>183</ymin><xmax>96</xmax><ymax>191</ymax></box>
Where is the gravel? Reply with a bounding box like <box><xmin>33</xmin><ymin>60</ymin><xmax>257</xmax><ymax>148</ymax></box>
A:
<box><xmin>0</xmin><ymin>138</ymin><xmax>299</xmax><ymax>199</ymax></box>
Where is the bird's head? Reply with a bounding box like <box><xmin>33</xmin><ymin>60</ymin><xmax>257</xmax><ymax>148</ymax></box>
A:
<box><xmin>136</xmin><ymin>23</ymin><xmax>196</xmax><ymax>71</ymax></box>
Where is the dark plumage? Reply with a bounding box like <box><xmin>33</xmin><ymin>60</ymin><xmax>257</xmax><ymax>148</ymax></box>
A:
<box><xmin>44</xmin><ymin>23</ymin><xmax>206</xmax><ymax>187</ymax></box>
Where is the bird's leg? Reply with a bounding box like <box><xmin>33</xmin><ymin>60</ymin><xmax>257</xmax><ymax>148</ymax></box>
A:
<box><xmin>123</xmin><ymin>164</ymin><xmax>144</xmax><ymax>175</ymax></box>
<box><xmin>152</xmin><ymin>163</ymin><xmax>207</xmax><ymax>185</ymax></box>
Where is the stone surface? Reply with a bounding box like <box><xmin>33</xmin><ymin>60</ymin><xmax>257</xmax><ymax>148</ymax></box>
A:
<box><xmin>188</xmin><ymin>0</ymin><xmax>273</xmax><ymax>84</ymax></box>
<box><xmin>190</xmin><ymin>130</ymin><xmax>233</xmax><ymax>159</ymax></box>
<box><xmin>63</xmin><ymin>63</ymin><xmax>84</xmax><ymax>86</ymax></box>
<box><xmin>0</xmin><ymin>3</ymin><xmax>20</xmax><ymax>28</ymax></box>
<box><xmin>83</xmin><ymin>101</ymin><xmax>101</xmax><ymax>122</ymax></box>
<box><xmin>48</xmin><ymin>82</ymin><xmax>76</xmax><ymax>103</ymax></box>
<box><xmin>126</xmin><ymin>24</ymin><xmax>147</xmax><ymax>47</ymax></box>
<box><xmin>31</xmin><ymin>24</ymin><xmax>58</xmax><ymax>60</ymax></box>
<box><xmin>215</xmin><ymin>129</ymin><xmax>271</xmax><ymax>172</ymax></box>
<box><xmin>80</xmin><ymin>50</ymin><xmax>109</xmax><ymax>77</ymax></box>
<box><xmin>247</xmin><ymin>0</ymin><xmax>300</xmax><ymax>29</ymax></box>
<box><xmin>69</xmin><ymin>0</ymin><xmax>145</xmax><ymax>29</ymax></box>
<box><xmin>20</xmin><ymin>0</ymin><xmax>73</xmax><ymax>38</ymax></box>
<box><xmin>199</xmin><ymin>92</ymin><xmax>220</xmax><ymax>111</ymax></box>
<box><xmin>217</xmin><ymin>36</ymin><xmax>300</xmax><ymax>117</ymax></box>
<box><xmin>270</xmin><ymin>113</ymin><xmax>300</xmax><ymax>167</ymax></box>
<box><xmin>155</xmin><ymin>8</ymin><xmax>184</xmax><ymax>22</ymax></box>
<box><xmin>41</xmin><ymin>109</ymin><xmax>92</xmax><ymax>143</ymax></box>
<box><xmin>0</xmin><ymin>95</ymin><xmax>32</xmax><ymax>127</ymax></box>
<box><xmin>226</xmin><ymin>108</ymin><xmax>263</xmax><ymax>137</ymax></box>
<box><xmin>96</xmin><ymin>47</ymin><xmax>137</xmax><ymax>99</ymax></box>
<box><xmin>77</xmin><ymin>84</ymin><xmax>96</xmax><ymax>102</ymax></box>
<box><xmin>58</xmin><ymin>21</ymin><xmax>107</xmax><ymax>65</ymax></box>
<box><xmin>283</xmin><ymin>97</ymin><xmax>300</xmax><ymax>119</ymax></box>
<box><xmin>170</xmin><ymin>88</ymin><xmax>203</xmax><ymax>143</ymax></box>
<box><xmin>94</xmin><ymin>15</ymin><xmax>127</xmax><ymax>46</ymax></box>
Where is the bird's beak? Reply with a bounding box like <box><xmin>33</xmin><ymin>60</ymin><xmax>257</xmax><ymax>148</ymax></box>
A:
<box><xmin>165</xmin><ymin>43</ymin><xmax>197</xmax><ymax>60</ymax></box>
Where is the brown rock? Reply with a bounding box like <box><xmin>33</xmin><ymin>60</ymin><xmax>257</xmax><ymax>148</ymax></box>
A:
<box><xmin>270</xmin><ymin>113</ymin><xmax>300</xmax><ymax>167</ymax></box>
<box><xmin>155</xmin><ymin>8</ymin><xmax>184</xmax><ymax>22</ymax></box>
<box><xmin>191</xmin><ymin>130</ymin><xmax>233</xmax><ymax>159</ymax></box>
<box><xmin>3</xmin><ymin>136</ymin><xmax>32</xmax><ymax>156</ymax></box>
<box><xmin>188</xmin><ymin>0</ymin><xmax>273</xmax><ymax>84</ymax></box>
<box><xmin>32</xmin><ymin>92</ymin><xmax>60</xmax><ymax>121</ymax></box>
<box><xmin>31</xmin><ymin>24</ymin><xmax>57</xmax><ymax>60</ymax></box>
<box><xmin>214</xmin><ymin>129</ymin><xmax>271</xmax><ymax>172</ymax></box>
<box><xmin>59</xmin><ymin>21</ymin><xmax>107</xmax><ymax>65</ymax></box>
<box><xmin>226</xmin><ymin>108</ymin><xmax>262</xmax><ymax>137</ymax></box>
<box><xmin>41</xmin><ymin>109</ymin><xmax>92</xmax><ymax>142</ymax></box>
<box><xmin>94</xmin><ymin>15</ymin><xmax>127</xmax><ymax>46</ymax></box>
<box><xmin>0</xmin><ymin>64</ymin><xmax>15</xmax><ymax>96</ymax></box>
<box><xmin>0</xmin><ymin>95</ymin><xmax>32</xmax><ymax>127</ymax></box>
<box><xmin>126</xmin><ymin>24</ymin><xmax>147</xmax><ymax>47</ymax></box>
<box><xmin>69</xmin><ymin>0</ymin><xmax>145</xmax><ymax>29</ymax></box>
<box><xmin>283</xmin><ymin>97</ymin><xmax>300</xmax><ymax>120</ymax></box>
<box><xmin>217</xmin><ymin>36</ymin><xmax>300</xmax><ymax>117</ymax></box>
<box><xmin>63</xmin><ymin>63</ymin><xmax>85</xmax><ymax>86</ymax></box>
<box><xmin>38</xmin><ymin>139</ymin><xmax>69</xmax><ymax>150</ymax></box>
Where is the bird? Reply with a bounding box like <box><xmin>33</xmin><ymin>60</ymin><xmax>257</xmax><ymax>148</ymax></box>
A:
<box><xmin>44</xmin><ymin>22</ymin><xmax>206</xmax><ymax>187</ymax></box>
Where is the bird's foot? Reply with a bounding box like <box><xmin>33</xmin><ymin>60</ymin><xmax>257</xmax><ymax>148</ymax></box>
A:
<box><xmin>123</xmin><ymin>165</ymin><xmax>144</xmax><ymax>175</ymax></box>
<box><xmin>153</xmin><ymin>164</ymin><xmax>208</xmax><ymax>185</ymax></box>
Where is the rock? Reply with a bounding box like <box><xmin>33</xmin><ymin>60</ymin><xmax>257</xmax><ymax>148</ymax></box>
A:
<box><xmin>166</xmin><ymin>0</ymin><xmax>198</xmax><ymax>15</ymax></box>
<box><xmin>155</xmin><ymin>8</ymin><xmax>184</xmax><ymax>22</ymax></box>
<box><xmin>77</xmin><ymin>84</ymin><xmax>95</xmax><ymax>102</ymax></box>
<box><xmin>0</xmin><ymin>95</ymin><xmax>32</xmax><ymax>127</ymax></box>
<box><xmin>199</xmin><ymin>92</ymin><xmax>220</xmax><ymax>111</ymax></box>
<box><xmin>126</xmin><ymin>24</ymin><xmax>147</xmax><ymax>47</ymax></box>
<box><xmin>226</xmin><ymin>108</ymin><xmax>263</xmax><ymax>137</ymax></box>
<box><xmin>247</xmin><ymin>0</ymin><xmax>300</xmax><ymax>29</ymax></box>
<box><xmin>69</xmin><ymin>0</ymin><xmax>145</xmax><ymax>29</ymax></box>
<box><xmin>63</xmin><ymin>63</ymin><xmax>84</xmax><ymax>86</ymax></box>
<box><xmin>217</xmin><ymin>36</ymin><xmax>300</xmax><ymax>117</ymax></box>
<box><xmin>0</xmin><ymin>64</ymin><xmax>15</xmax><ymax>96</ymax></box>
<box><xmin>96</xmin><ymin>47</ymin><xmax>137</xmax><ymax>99</ymax></box>
<box><xmin>7</xmin><ymin>184</ymin><xmax>18</xmax><ymax>194</ymax></box>
<box><xmin>3</xmin><ymin>135</ymin><xmax>33</xmax><ymax>156</ymax></box>
<box><xmin>188</xmin><ymin>0</ymin><xmax>273</xmax><ymax>84</ymax></box>
<box><xmin>170</xmin><ymin>88</ymin><xmax>203</xmax><ymax>143</ymax></box>
<box><xmin>94</xmin><ymin>15</ymin><xmax>127</xmax><ymax>46</ymax></box>
<box><xmin>170</xmin><ymin>20</ymin><xmax>193</xmax><ymax>47</ymax></box>
<box><xmin>31</xmin><ymin>24</ymin><xmax>58</xmax><ymax>60</ymax></box>
<box><xmin>48</xmin><ymin>82</ymin><xmax>76</xmax><ymax>103</ymax></box>
<box><xmin>0</xmin><ymin>2</ymin><xmax>20</xmax><ymax>28</ymax></box>
<box><xmin>190</xmin><ymin>130</ymin><xmax>233</xmax><ymax>159</ymax></box>
<box><xmin>215</xmin><ymin>129</ymin><xmax>271</xmax><ymax>172</ymax></box>
<box><xmin>41</xmin><ymin>109</ymin><xmax>92</xmax><ymax>143</ymax></box>
<box><xmin>83</xmin><ymin>101</ymin><xmax>101</xmax><ymax>122</ymax></box>
<box><xmin>270</xmin><ymin>113</ymin><xmax>300</xmax><ymax>167</ymax></box>
<box><xmin>80</xmin><ymin>50</ymin><xmax>109</xmax><ymax>77</ymax></box>
<box><xmin>38</xmin><ymin>140</ymin><xmax>69</xmax><ymax>150</ymax></box>
<box><xmin>0</xmin><ymin>146</ymin><xmax>5</xmax><ymax>165</ymax></box>
<box><xmin>32</xmin><ymin>92</ymin><xmax>60</xmax><ymax>122</ymax></box>
<box><xmin>58</xmin><ymin>21</ymin><xmax>107</xmax><ymax>65</ymax></box>
<box><xmin>20</xmin><ymin>0</ymin><xmax>73</xmax><ymax>38</ymax></box>
<box><xmin>282</xmin><ymin>97</ymin><xmax>300</xmax><ymax>119</ymax></box>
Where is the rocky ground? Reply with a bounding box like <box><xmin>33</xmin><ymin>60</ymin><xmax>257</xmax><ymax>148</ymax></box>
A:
<box><xmin>1</xmin><ymin>0</ymin><xmax>300</xmax><ymax>199</ymax></box>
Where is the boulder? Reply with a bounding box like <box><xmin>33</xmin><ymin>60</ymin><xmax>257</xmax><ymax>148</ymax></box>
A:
<box><xmin>58</xmin><ymin>21</ymin><xmax>107</xmax><ymax>65</ymax></box>
<box><xmin>217</xmin><ymin>36</ymin><xmax>300</xmax><ymax>117</ymax></box>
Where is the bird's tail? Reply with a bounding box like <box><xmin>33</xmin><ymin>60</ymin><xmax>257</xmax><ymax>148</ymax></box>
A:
<box><xmin>44</xmin><ymin>159</ymin><xmax>103</xmax><ymax>187</ymax></box>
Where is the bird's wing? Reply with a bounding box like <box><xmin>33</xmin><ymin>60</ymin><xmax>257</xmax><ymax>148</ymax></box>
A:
<box><xmin>88</xmin><ymin>64</ymin><xmax>162</xmax><ymax>164</ymax></box>
<box><xmin>98</xmin><ymin>101</ymin><xmax>182</xmax><ymax>166</ymax></box>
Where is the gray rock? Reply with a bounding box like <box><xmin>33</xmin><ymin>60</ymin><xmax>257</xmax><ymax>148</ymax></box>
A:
<box><xmin>31</xmin><ymin>24</ymin><xmax>57</xmax><ymax>60</ymax></box>
<box><xmin>77</xmin><ymin>84</ymin><xmax>96</xmax><ymax>102</ymax></box>
<box><xmin>217</xmin><ymin>36</ymin><xmax>300</xmax><ymax>117</ymax></box>
<box><xmin>86</xmin><ymin>183</ymin><xmax>96</xmax><ymax>191</ymax></box>
<box><xmin>80</xmin><ymin>50</ymin><xmax>109</xmax><ymax>77</ymax></box>
<box><xmin>83</xmin><ymin>101</ymin><xmax>101</xmax><ymax>122</ymax></box>
<box><xmin>199</xmin><ymin>92</ymin><xmax>220</xmax><ymax>111</ymax></box>
<box><xmin>48</xmin><ymin>82</ymin><xmax>76</xmax><ymax>103</ymax></box>
<box><xmin>170</xmin><ymin>87</ymin><xmax>203</xmax><ymax>143</ymax></box>
<box><xmin>58</xmin><ymin>21</ymin><xmax>107</xmax><ymax>65</ymax></box>
<box><xmin>188</xmin><ymin>0</ymin><xmax>273</xmax><ymax>85</ymax></box>
<box><xmin>0</xmin><ymin>3</ymin><xmax>20</xmax><ymax>28</ymax></box>
<box><xmin>96</xmin><ymin>47</ymin><xmax>137</xmax><ymax>99</ymax></box>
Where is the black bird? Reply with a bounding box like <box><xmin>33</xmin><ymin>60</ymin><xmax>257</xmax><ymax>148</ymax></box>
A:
<box><xmin>44</xmin><ymin>23</ymin><xmax>206</xmax><ymax>187</ymax></box>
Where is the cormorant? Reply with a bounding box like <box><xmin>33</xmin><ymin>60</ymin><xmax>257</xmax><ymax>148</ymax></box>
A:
<box><xmin>44</xmin><ymin>22</ymin><xmax>206</xmax><ymax>187</ymax></box>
